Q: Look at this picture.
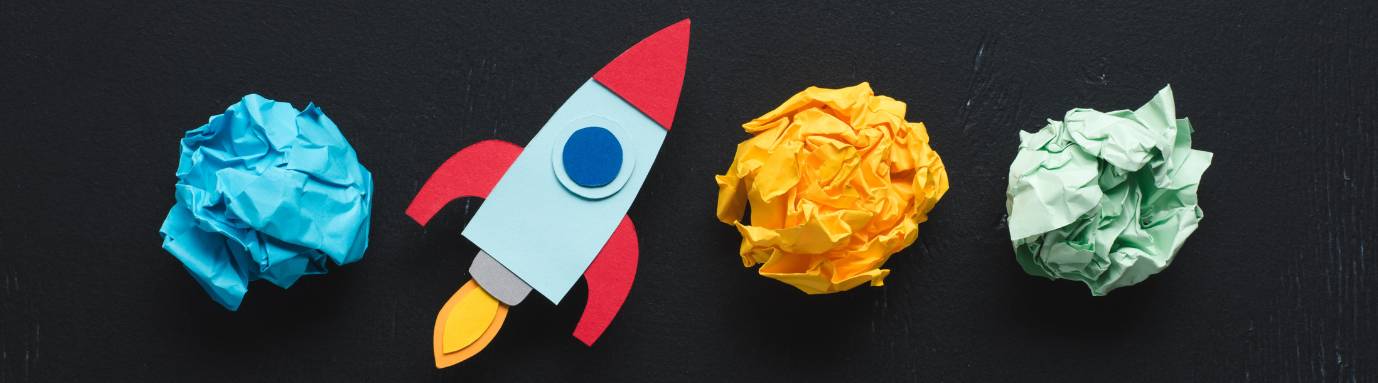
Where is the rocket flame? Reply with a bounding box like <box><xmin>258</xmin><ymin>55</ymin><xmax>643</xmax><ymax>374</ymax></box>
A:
<box><xmin>433</xmin><ymin>280</ymin><xmax>508</xmax><ymax>367</ymax></box>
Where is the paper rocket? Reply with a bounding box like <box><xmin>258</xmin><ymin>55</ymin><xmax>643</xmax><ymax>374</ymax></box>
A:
<box><xmin>406</xmin><ymin>19</ymin><xmax>690</xmax><ymax>368</ymax></box>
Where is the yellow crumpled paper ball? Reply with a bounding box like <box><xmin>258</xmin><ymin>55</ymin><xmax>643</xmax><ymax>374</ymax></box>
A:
<box><xmin>715</xmin><ymin>83</ymin><xmax>949</xmax><ymax>294</ymax></box>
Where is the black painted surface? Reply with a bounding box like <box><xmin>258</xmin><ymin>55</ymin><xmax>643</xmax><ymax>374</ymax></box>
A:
<box><xmin>1</xmin><ymin>1</ymin><xmax>1375</xmax><ymax>381</ymax></box>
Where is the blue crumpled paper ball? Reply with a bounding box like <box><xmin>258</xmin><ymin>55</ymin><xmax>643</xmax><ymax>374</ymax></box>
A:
<box><xmin>159</xmin><ymin>94</ymin><xmax>373</xmax><ymax>310</ymax></box>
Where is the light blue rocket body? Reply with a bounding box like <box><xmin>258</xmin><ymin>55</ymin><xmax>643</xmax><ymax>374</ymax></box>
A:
<box><xmin>462</xmin><ymin>79</ymin><xmax>667</xmax><ymax>303</ymax></box>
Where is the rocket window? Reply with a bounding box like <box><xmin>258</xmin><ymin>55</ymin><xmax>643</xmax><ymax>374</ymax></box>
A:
<box><xmin>551</xmin><ymin>116</ymin><xmax>636</xmax><ymax>200</ymax></box>
<box><xmin>562</xmin><ymin>127</ymin><xmax>623</xmax><ymax>187</ymax></box>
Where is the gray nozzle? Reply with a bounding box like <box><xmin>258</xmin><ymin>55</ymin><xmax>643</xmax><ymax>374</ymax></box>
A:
<box><xmin>469</xmin><ymin>250</ymin><xmax>533</xmax><ymax>306</ymax></box>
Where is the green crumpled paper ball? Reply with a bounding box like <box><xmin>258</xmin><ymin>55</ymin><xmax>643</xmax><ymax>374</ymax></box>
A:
<box><xmin>1005</xmin><ymin>85</ymin><xmax>1213</xmax><ymax>295</ymax></box>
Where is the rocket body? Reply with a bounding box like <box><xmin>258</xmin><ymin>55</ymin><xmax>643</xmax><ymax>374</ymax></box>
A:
<box><xmin>411</xmin><ymin>20</ymin><xmax>689</xmax><ymax>366</ymax></box>
<box><xmin>461</xmin><ymin>19</ymin><xmax>688</xmax><ymax>304</ymax></box>
<box><xmin>462</xmin><ymin>79</ymin><xmax>667</xmax><ymax>303</ymax></box>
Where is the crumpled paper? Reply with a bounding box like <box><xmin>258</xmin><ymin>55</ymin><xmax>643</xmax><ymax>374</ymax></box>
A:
<box><xmin>159</xmin><ymin>94</ymin><xmax>373</xmax><ymax>310</ymax></box>
<box><xmin>1006</xmin><ymin>85</ymin><xmax>1212</xmax><ymax>295</ymax></box>
<box><xmin>716</xmin><ymin>83</ymin><xmax>949</xmax><ymax>294</ymax></box>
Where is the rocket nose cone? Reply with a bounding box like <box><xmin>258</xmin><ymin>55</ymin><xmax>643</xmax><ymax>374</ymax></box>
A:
<box><xmin>592</xmin><ymin>19</ymin><xmax>690</xmax><ymax>130</ymax></box>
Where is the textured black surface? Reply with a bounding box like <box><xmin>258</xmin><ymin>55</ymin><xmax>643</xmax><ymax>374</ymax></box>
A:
<box><xmin>1</xmin><ymin>1</ymin><xmax>1376</xmax><ymax>381</ymax></box>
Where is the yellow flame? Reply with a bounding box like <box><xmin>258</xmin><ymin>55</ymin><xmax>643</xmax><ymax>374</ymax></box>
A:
<box><xmin>433</xmin><ymin>280</ymin><xmax>509</xmax><ymax>368</ymax></box>
<box><xmin>442</xmin><ymin>285</ymin><xmax>499</xmax><ymax>353</ymax></box>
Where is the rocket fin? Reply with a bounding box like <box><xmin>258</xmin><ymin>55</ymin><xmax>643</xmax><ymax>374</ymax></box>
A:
<box><xmin>573</xmin><ymin>215</ymin><xmax>639</xmax><ymax>346</ymax></box>
<box><xmin>406</xmin><ymin>140</ymin><xmax>524</xmax><ymax>226</ymax></box>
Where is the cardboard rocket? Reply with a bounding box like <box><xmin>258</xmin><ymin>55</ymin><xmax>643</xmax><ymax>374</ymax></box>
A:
<box><xmin>406</xmin><ymin>19</ymin><xmax>690</xmax><ymax>367</ymax></box>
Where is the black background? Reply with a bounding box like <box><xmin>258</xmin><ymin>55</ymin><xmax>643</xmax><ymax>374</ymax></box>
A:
<box><xmin>2</xmin><ymin>0</ymin><xmax>1375</xmax><ymax>381</ymax></box>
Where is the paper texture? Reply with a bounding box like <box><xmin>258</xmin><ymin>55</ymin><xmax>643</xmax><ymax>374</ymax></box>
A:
<box><xmin>158</xmin><ymin>94</ymin><xmax>373</xmax><ymax>310</ymax></box>
<box><xmin>463</xmin><ymin>79</ymin><xmax>666</xmax><ymax>304</ymax></box>
<box><xmin>1005</xmin><ymin>85</ymin><xmax>1212</xmax><ymax>295</ymax></box>
<box><xmin>715</xmin><ymin>83</ymin><xmax>949</xmax><ymax>294</ymax></box>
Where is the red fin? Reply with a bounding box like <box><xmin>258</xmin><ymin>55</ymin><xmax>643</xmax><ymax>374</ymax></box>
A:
<box><xmin>573</xmin><ymin>215</ymin><xmax>639</xmax><ymax>346</ymax></box>
<box><xmin>592</xmin><ymin>19</ymin><xmax>690</xmax><ymax>130</ymax></box>
<box><xmin>406</xmin><ymin>140</ymin><xmax>524</xmax><ymax>226</ymax></box>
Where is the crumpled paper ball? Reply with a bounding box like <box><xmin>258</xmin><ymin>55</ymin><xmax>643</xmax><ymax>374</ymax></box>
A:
<box><xmin>715</xmin><ymin>83</ymin><xmax>949</xmax><ymax>294</ymax></box>
<box><xmin>159</xmin><ymin>94</ymin><xmax>373</xmax><ymax>310</ymax></box>
<box><xmin>1005</xmin><ymin>85</ymin><xmax>1212</xmax><ymax>295</ymax></box>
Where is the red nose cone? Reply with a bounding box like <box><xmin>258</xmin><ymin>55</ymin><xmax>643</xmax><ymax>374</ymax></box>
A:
<box><xmin>592</xmin><ymin>19</ymin><xmax>690</xmax><ymax>130</ymax></box>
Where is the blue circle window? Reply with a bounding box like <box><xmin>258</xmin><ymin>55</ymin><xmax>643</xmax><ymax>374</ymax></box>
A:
<box><xmin>562</xmin><ymin>127</ymin><xmax>623</xmax><ymax>187</ymax></box>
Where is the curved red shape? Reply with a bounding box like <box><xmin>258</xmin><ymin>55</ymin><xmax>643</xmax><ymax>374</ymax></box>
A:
<box><xmin>574</xmin><ymin>215</ymin><xmax>639</xmax><ymax>346</ymax></box>
<box><xmin>406</xmin><ymin>140</ymin><xmax>524</xmax><ymax>226</ymax></box>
